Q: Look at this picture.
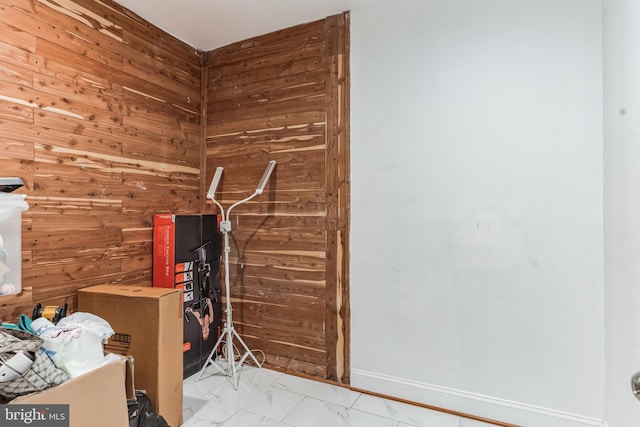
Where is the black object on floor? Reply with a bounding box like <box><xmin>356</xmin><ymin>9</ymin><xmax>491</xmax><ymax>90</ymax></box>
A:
<box><xmin>128</xmin><ymin>391</ymin><xmax>171</xmax><ymax>427</ymax></box>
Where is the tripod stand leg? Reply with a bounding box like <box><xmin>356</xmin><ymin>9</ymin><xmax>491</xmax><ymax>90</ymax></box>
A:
<box><xmin>195</xmin><ymin>324</ymin><xmax>227</xmax><ymax>381</ymax></box>
<box><xmin>232</xmin><ymin>328</ymin><xmax>262</xmax><ymax>368</ymax></box>
<box><xmin>226</xmin><ymin>327</ymin><xmax>240</xmax><ymax>390</ymax></box>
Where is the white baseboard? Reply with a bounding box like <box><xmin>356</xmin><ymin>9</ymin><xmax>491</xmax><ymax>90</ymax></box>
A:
<box><xmin>350</xmin><ymin>368</ymin><xmax>606</xmax><ymax>427</ymax></box>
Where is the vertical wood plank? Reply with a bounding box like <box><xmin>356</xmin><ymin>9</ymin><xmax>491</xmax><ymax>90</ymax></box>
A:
<box><xmin>324</xmin><ymin>12</ymin><xmax>350</xmax><ymax>383</ymax></box>
<box><xmin>340</xmin><ymin>12</ymin><xmax>352</xmax><ymax>384</ymax></box>
<box><xmin>199</xmin><ymin>51</ymin><xmax>208</xmax><ymax>211</ymax></box>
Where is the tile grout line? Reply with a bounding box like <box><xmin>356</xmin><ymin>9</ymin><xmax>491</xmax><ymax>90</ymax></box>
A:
<box><xmin>349</xmin><ymin>389</ymin><xmax>363</xmax><ymax>409</ymax></box>
<box><xmin>261</xmin><ymin>370</ymin><xmax>309</xmax><ymax>424</ymax></box>
<box><xmin>278</xmin><ymin>394</ymin><xmax>309</xmax><ymax>425</ymax></box>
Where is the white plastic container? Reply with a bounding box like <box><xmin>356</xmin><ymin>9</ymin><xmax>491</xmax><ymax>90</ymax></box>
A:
<box><xmin>0</xmin><ymin>193</ymin><xmax>28</xmax><ymax>296</ymax></box>
<box><xmin>31</xmin><ymin>317</ymin><xmax>56</xmax><ymax>337</ymax></box>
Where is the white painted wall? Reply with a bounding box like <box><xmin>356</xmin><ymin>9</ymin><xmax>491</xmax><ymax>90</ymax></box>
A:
<box><xmin>349</xmin><ymin>1</ymin><xmax>604</xmax><ymax>425</ymax></box>
<box><xmin>604</xmin><ymin>1</ymin><xmax>640</xmax><ymax>426</ymax></box>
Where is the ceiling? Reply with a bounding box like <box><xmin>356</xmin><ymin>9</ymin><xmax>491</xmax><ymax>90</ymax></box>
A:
<box><xmin>113</xmin><ymin>0</ymin><xmax>362</xmax><ymax>51</ymax></box>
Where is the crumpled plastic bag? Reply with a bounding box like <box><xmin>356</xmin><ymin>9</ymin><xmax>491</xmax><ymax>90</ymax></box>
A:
<box><xmin>37</xmin><ymin>312</ymin><xmax>114</xmax><ymax>377</ymax></box>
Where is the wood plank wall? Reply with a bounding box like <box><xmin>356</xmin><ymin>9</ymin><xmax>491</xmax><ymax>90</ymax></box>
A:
<box><xmin>0</xmin><ymin>0</ymin><xmax>351</xmax><ymax>385</ymax></box>
<box><xmin>0</xmin><ymin>0</ymin><xmax>202</xmax><ymax>320</ymax></box>
<box><xmin>205</xmin><ymin>13</ymin><xmax>350</xmax><ymax>382</ymax></box>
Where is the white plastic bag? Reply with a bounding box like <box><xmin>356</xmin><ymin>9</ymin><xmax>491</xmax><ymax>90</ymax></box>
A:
<box><xmin>35</xmin><ymin>312</ymin><xmax>114</xmax><ymax>377</ymax></box>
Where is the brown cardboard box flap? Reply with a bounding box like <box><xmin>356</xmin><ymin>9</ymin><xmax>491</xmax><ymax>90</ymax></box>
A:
<box><xmin>80</xmin><ymin>284</ymin><xmax>181</xmax><ymax>300</ymax></box>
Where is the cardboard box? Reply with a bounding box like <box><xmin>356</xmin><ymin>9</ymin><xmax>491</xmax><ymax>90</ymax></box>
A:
<box><xmin>153</xmin><ymin>214</ymin><xmax>223</xmax><ymax>378</ymax></box>
<box><xmin>78</xmin><ymin>285</ymin><xmax>183</xmax><ymax>427</ymax></box>
<box><xmin>9</xmin><ymin>355</ymin><xmax>134</xmax><ymax>427</ymax></box>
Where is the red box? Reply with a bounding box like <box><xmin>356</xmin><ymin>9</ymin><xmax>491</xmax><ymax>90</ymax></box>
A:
<box><xmin>153</xmin><ymin>214</ymin><xmax>223</xmax><ymax>378</ymax></box>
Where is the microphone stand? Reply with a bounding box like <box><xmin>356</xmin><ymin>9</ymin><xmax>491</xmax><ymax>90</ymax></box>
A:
<box><xmin>196</xmin><ymin>160</ymin><xmax>276</xmax><ymax>390</ymax></box>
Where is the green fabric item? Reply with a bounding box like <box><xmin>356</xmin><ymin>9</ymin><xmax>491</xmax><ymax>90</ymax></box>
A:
<box><xmin>2</xmin><ymin>315</ymin><xmax>35</xmax><ymax>333</ymax></box>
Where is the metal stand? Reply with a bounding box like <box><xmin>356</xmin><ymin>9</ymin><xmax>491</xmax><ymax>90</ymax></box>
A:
<box><xmin>196</xmin><ymin>161</ymin><xmax>276</xmax><ymax>389</ymax></box>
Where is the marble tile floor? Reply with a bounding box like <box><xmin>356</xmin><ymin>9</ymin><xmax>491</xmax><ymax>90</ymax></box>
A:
<box><xmin>181</xmin><ymin>364</ymin><xmax>500</xmax><ymax>427</ymax></box>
